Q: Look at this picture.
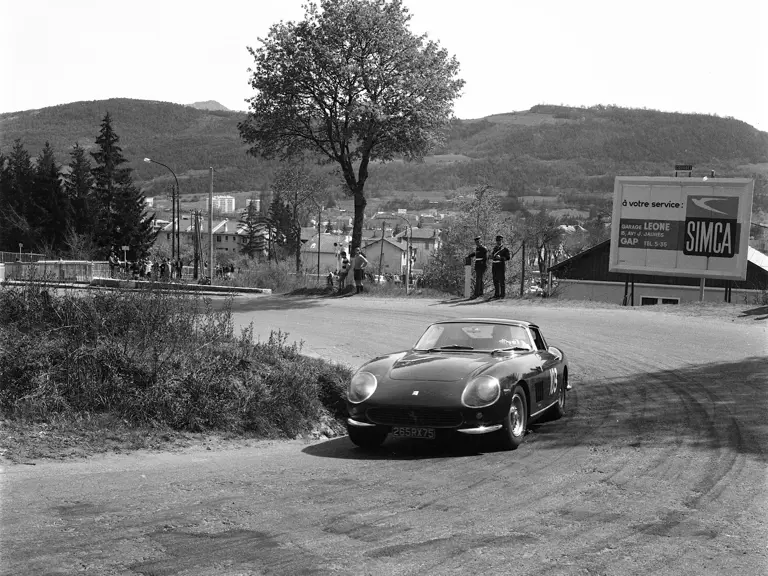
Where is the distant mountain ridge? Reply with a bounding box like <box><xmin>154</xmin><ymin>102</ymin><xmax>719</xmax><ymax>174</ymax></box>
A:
<box><xmin>186</xmin><ymin>100</ymin><xmax>230</xmax><ymax>111</ymax></box>
<box><xmin>1</xmin><ymin>98</ymin><xmax>766</xmax><ymax>209</ymax></box>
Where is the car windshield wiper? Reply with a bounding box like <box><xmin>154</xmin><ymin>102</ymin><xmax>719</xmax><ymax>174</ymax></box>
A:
<box><xmin>426</xmin><ymin>344</ymin><xmax>475</xmax><ymax>351</ymax></box>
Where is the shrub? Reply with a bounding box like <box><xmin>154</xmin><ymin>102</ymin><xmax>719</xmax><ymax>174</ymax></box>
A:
<box><xmin>0</xmin><ymin>282</ymin><xmax>352</xmax><ymax>437</ymax></box>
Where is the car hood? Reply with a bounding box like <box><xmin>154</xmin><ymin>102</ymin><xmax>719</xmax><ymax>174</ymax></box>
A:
<box><xmin>387</xmin><ymin>351</ymin><xmax>490</xmax><ymax>382</ymax></box>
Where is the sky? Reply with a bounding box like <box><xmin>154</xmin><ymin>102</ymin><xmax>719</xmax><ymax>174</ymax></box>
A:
<box><xmin>2</xmin><ymin>0</ymin><xmax>767</xmax><ymax>131</ymax></box>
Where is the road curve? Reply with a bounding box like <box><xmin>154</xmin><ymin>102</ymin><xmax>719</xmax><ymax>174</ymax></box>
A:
<box><xmin>2</xmin><ymin>295</ymin><xmax>766</xmax><ymax>576</ymax></box>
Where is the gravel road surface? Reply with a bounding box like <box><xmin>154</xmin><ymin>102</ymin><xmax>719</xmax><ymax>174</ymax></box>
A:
<box><xmin>2</xmin><ymin>295</ymin><xmax>766</xmax><ymax>576</ymax></box>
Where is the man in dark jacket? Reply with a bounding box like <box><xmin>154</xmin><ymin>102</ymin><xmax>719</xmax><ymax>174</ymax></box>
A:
<box><xmin>490</xmin><ymin>234</ymin><xmax>511</xmax><ymax>299</ymax></box>
<box><xmin>468</xmin><ymin>236</ymin><xmax>488</xmax><ymax>299</ymax></box>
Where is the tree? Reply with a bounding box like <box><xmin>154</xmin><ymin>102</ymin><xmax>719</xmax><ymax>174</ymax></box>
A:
<box><xmin>0</xmin><ymin>140</ymin><xmax>36</xmax><ymax>251</ymax></box>
<box><xmin>239</xmin><ymin>194</ymin><xmax>265</xmax><ymax>259</ymax></box>
<box><xmin>63</xmin><ymin>143</ymin><xmax>95</xmax><ymax>238</ymax></box>
<box><xmin>90</xmin><ymin>113</ymin><xmax>156</xmax><ymax>258</ymax></box>
<box><xmin>32</xmin><ymin>142</ymin><xmax>70</xmax><ymax>253</ymax></box>
<box><xmin>238</xmin><ymin>0</ymin><xmax>464</xmax><ymax>254</ymax></box>
<box><xmin>524</xmin><ymin>208</ymin><xmax>564</xmax><ymax>278</ymax></box>
<box><xmin>271</xmin><ymin>166</ymin><xmax>327</xmax><ymax>272</ymax></box>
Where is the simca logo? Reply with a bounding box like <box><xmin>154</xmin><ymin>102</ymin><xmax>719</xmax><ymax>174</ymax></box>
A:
<box><xmin>412</xmin><ymin>390</ymin><xmax>419</xmax><ymax>395</ymax></box>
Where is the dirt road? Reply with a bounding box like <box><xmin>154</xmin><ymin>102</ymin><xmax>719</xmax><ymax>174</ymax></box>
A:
<box><xmin>3</xmin><ymin>296</ymin><xmax>767</xmax><ymax>575</ymax></box>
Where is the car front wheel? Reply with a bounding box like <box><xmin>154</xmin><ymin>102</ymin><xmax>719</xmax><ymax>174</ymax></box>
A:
<box><xmin>498</xmin><ymin>385</ymin><xmax>527</xmax><ymax>450</ymax></box>
<box><xmin>347</xmin><ymin>424</ymin><xmax>388</xmax><ymax>450</ymax></box>
<box><xmin>546</xmin><ymin>373</ymin><xmax>567</xmax><ymax>421</ymax></box>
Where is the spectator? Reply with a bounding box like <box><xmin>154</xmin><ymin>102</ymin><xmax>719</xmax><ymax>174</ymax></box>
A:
<box><xmin>351</xmin><ymin>247</ymin><xmax>369</xmax><ymax>294</ymax></box>
<box><xmin>467</xmin><ymin>236</ymin><xmax>488</xmax><ymax>299</ymax></box>
<box><xmin>108</xmin><ymin>249</ymin><xmax>119</xmax><ymax>278</ymax></box>
<box><xmin>490</xmin><ymin>234</ymin><xmax>511</xmax><ymax>299</ymax></box>
<box><xmin>338</xmin><ymin>251</ymin><xmax>350</xmax><ymax>292</ymax></box>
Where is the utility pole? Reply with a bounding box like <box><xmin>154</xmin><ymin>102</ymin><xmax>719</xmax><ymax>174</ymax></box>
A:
<box><xmin>520</xmin><ymin>240</ymin><xmax>526</xmax><ymax>298</ymax></box>
<box><xmin>192</xmin><ymin>211</ymin><xmax>200</xmax><ymax>280</ymax></box>
<box><xmin>317</xmin><ymin>203</ymin><xmax>322</xmax><ymax>283</ymax></box>
<box><xmin>208</xmin><ymin>168</ymin><xmax>214</xmax><ymax>282</ymax></box>
<box><xmin>377</xmin><ymin>220</ymin><xmax>386</xmax><ymax>279</ymax></box>
<box><xmin>176</xmin><ymin>181</ymin><xmax>181</xmax><ymax>265</ymax></box>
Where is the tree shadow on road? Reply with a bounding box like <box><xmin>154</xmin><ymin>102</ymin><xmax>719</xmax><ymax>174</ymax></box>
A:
<box><xmin>217</xmin><ymin>294</ymin><xmax>329</xmax><ymax>313</ymax></box>
<box><xmin>430</xmin><ymin>296</ymin><xmax>501</xmax><ymax>307</ymax></box>
<box><xmin>738</xmin><ymin>305</ymin><xmax>768</xmax><ymax>321</ymax></box>
<box><xmin>526</xmin><ymin>355</ymin><xmax>768</xmax><ymax>462</ymax></box>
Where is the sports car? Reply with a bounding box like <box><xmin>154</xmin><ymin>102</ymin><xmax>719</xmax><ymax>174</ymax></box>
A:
<box><xmin>346</xmin><ymin>318</ymin><xmax>569</xmax><ymax>450</ymax></box>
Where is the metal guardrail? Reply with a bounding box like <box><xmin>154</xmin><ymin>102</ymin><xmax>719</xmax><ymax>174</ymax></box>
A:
<box><xmin>0</xmin><ymin>251</ymin><xmax>44</xmax><ymax>264</ymax></box>
<box><xmin>1</xmin><ymin>261</ymin><xmax>198</xmax><ymax>283</ymax></box>
<box><xmin>1</xmin><ymin>261</ymin><xmax>94</xmax><ymax>283</ymax></box>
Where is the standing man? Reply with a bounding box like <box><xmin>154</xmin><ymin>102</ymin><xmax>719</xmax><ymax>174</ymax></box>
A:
<box><xmin>491</xmin><ymin>234</ymin><xmax>511</xmax><ymax>299</ymax></box>
<box><xmin>468</xmin><ymin>236</ymin><xmax>488</xmax><ymax>299</ymax></box>
<box><xmin>351</xmin><ymin>247</ymin><xmax>369</xmax><ymax>294</ymax></box>
<box><xmin>108</xmin><ymin>248</ymin><xmax>119</xmax><ymax>278</ymax></box>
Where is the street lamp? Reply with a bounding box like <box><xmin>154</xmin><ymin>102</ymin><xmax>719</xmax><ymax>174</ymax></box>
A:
<box><xmin>144</xmin><ymin>157</ymin><xmax>180</xmax><ymax>262</ymax></box>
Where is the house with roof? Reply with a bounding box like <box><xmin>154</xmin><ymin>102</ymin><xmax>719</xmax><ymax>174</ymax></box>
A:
<box><xmin>362</xmin><ymin>236</ymin><xmax>408</xmax><ymax>276</ymax></box>
<box><xmin>154</xmin><ymin>217</ymin><xmax>254</xmax><ymax>258</ymax></box>
<box><xmin>547</xmin><ymin>239</ymin><xmax>768</xmax><ymax>305</ymax></box>
<box><xmin>300</xmin><ymin>233</ymin><xmax>350</xmax><ymax>273</ymax></box>
<box><xmin>394</xmin><ymin>227</ymin><xmax>441</xmax><ymax>269</ymax></box>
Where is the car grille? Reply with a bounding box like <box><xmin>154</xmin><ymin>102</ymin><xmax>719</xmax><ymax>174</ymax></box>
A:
<box><xmin>366</xmin><ymin>407</ymin><xmax>463</xmax><ymax>428</ymax></box>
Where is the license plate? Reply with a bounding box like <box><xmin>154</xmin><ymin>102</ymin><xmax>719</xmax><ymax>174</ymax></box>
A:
<box><xmin>392</xmin><ymin>427</ymin><xmax>435</xmax><ymax>440</ymax></box>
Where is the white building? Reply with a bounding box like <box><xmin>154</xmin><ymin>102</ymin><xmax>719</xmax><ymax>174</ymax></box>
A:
<box><xmin>145</xmin><ymin>197</ymin><xmax>154</xmax><ymax>208</ymax></box>
<box><xmin>209</xmin><ymin>195</ymin><xmax>236</xmax><ymax>214</ymax></box>
<box><xmin>245</xmin><ymin>198</ymin><xmax>261</xmax><ymax>212</ymax></box>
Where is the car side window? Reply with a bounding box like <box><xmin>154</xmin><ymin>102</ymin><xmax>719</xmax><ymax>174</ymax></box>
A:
<box><xmin>530</xmin><ymin>327</ymin><xmax>547</xmax><ymax>351</ymax></box>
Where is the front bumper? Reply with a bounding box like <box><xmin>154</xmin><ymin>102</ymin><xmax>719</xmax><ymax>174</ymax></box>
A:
<box><xmin>347</xmin><ymin>401</ymin><xmax>507</xmax><ymax>435</ymax></box>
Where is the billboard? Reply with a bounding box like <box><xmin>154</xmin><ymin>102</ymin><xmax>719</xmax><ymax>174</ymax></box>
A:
<box><xmin>609</xmin><ymin>177</ymin><xmax>754</xmax><ymax>280</ymax></box>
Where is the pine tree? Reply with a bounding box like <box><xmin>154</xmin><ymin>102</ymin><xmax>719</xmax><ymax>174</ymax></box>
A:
<box><xmin>63</xmin><ymin>143</ymin><xmax>95</xmax><ymax>237</ymax></box>
<box><xmin>239</xmin><ymin>195</ymin><xmax>265</xmax><ymax>259</ymax></box>
<box><xmin>90</xmin><ymin>113</ymin><xmax>156</xmax><ymax>258</ymax></box>
<box><xmin>267</xmin><ymin>194</ymin><xmax>292</xmax><ymax>260</ymax></box>
<box><xmin>0</xmin><ymin>140</ymin><xmax>36</xmax><ymax>251</ymax></box>
<box><xmin>32</xmin><ymin>142</ymin><xmax>71</xmax><ymax>253</ymax></box>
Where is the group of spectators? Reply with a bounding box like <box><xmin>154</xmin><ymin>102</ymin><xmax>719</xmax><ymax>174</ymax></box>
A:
<box><xmin>109</xmin><ymin>250</ymin><xmax>183</xmax><ymax>281</ymax></box>
<box><xmin>468</xmin><ymin>234</ymin><xmax>511</xmax><ymax>300</ymax></box>
<box><xmin>325</xmin><ymin>246</ymin><xmax>425</xmax><ymax>294</ymax></box>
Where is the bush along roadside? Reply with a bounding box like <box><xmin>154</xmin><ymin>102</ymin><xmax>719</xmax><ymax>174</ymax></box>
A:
<box><xmin>0</xmin><ymin>282</ymin><xmax>351</xmax><ymax>461</ymax></box>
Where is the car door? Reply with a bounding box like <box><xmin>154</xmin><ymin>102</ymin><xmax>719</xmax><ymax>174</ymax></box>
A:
<box><xmin>529</xmin><ymin>326</ymin><xmax>560</xmax><ymax>410</ymax></box>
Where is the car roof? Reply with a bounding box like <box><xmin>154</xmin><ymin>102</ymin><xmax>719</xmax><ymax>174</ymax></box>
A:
<box><xmin>432</xmin><ymin>318</ymin><xmax>538</xmax><ymax>330</ymax></box>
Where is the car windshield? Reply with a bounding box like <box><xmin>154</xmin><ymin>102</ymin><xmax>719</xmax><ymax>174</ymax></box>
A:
<box><xmin>413</xmin><ymin>322</ymin><xmax>533</xmax><ymax>352</ymax></box>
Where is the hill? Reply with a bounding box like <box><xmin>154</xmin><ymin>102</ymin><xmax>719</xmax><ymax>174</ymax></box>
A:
<box><xmin>1</xmin><ymin>99</ymin><xmax>766</xmax><ymax>211</ymax></box>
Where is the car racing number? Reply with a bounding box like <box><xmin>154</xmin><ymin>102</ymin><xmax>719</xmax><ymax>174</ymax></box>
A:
<box><xmin>548</xmin><ymin>367</ymin><xmax>558</xmax><ymax>396</ymax></box>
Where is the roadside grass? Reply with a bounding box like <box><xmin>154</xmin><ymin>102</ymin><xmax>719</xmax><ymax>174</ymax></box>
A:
<box><xmin>0</xmin><ymin>281</ymin><xmax>351</xmax><ymax>463</ymax></box>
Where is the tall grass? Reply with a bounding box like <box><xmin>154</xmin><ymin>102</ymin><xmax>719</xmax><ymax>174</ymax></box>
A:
<box><xmin>0</xmin><ymin>282</ymin><xmax>350</xmax><ymax>436</ymax></box>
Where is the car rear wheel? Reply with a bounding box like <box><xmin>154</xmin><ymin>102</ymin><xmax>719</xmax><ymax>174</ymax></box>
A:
<box><xmin>498</xmin><ymin>385</ymin><xmax>527</xmax><ymax>450</ymax></box>
<box><xmin>347</xmin><ymin>425</ymin><xmax>388</xmax><ymax>450</ymax></box>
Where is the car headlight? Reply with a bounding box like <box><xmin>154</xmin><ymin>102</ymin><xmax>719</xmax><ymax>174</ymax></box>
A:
<box><xmin>461</xmin><ymin>375</ymin><xmax>501</xmax><ymax>408</ymax></box>
<box><xmin>348</xmin><ymin>371</ymin><xmax>377</xmax><ymax>404</ymax></box>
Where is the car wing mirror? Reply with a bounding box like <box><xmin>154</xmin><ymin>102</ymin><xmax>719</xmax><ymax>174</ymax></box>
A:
<box><xmin>547</xmin><ymin>346</ymin><xmax>561</xmax><ymax>360</ymax></box>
